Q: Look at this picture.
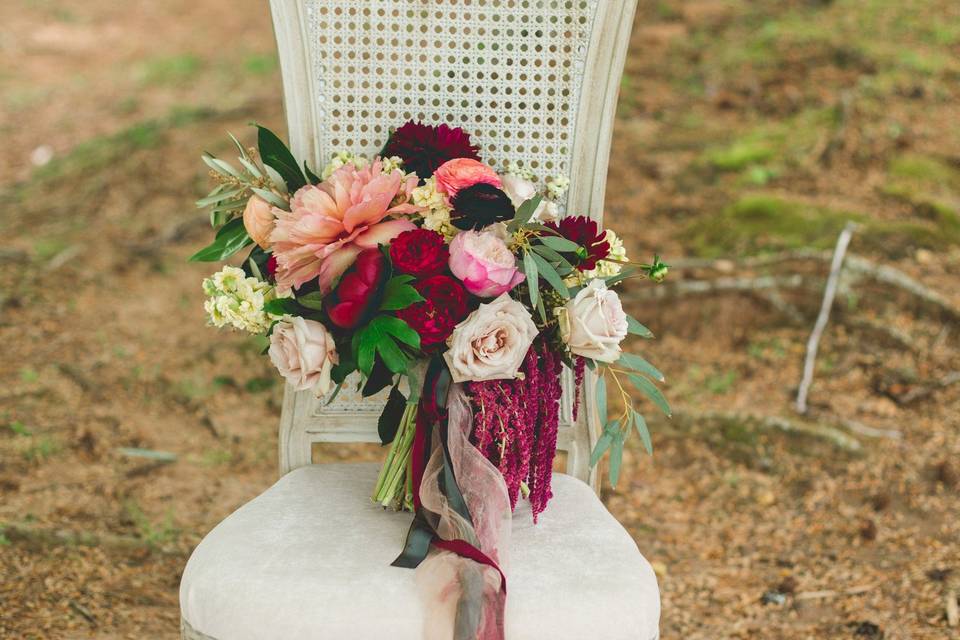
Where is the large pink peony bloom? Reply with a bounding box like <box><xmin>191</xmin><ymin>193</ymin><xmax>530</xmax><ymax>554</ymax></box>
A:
<box><xmin>269</xmin><ymin>159</ymin><xmax>419</xmax><ymax>292</ymax></box>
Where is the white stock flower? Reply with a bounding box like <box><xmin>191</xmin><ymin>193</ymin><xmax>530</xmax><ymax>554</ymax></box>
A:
<box><xmin>557</xmin><ymin>279</ymin><xmax>628</xmax><ymax>363</ymax></box>
<box><xmin>444</xmin><ymin>294</ymin><xmax>539</xmax><ymax>383</ymax></box>
<box><xmin>412</xmin><ymin>176</ymin><xmax>456</xmax><ymax>239</ymax></box>
<box><xmin>268</xmin><ymin>317</ymin><xmax>339</xmax><ymax>393</ymax></box>
<box><xmin>202</xmin><ymin>266</ymin><xmax>286</xmax><ymax>334</ymax></box>
<box><xmin>545</xmin><ymin>174</ymin><xmax>570</xmax><ymax>200</ymax></box>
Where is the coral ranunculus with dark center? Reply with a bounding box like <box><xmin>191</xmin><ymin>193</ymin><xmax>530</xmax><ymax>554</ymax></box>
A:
<box><xmin>381</xmin><ymin>121</ymin><xmax>480</xmax><ymax>180</ymax></box>
<box><xmin>396</xmin><ymin>275</ymin><xmax>469</xmax><ymax>349</ymax></box>
<box><xmin>546</xmin><ymin>215</ymin><xmax>611</xmax><ymax>271</ymax></box>
<box><xmin>449</xmin><ymin>183</ymin><xmax>516</xmax><ymax>230</ymax></box>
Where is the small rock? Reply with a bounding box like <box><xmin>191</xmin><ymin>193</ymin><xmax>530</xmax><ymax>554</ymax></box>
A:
<box><xmin>851</xmin><ymin>620</ymin><xmax>883</xmax><ymax>638</ymax></box>
<box><xmin>30</xmin><ymin>145</ymin><xmax>54</xmax><ymax>167</ymax></box>
<box><xmin>761</xmin><ymin>591</ymin><xmax>787</xmax><ymax>606</ymax></box>
<box><xmin>915</xmin><ymin>248</ymin><xmax>934</xmax><ymax>264</ymax></box>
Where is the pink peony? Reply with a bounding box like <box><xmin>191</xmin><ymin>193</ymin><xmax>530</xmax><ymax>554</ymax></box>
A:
<box><xmin>448</xmin><ymin>229</ymin><xmax>525</xmax><ymax>298</ymax></box>
<box><xmin>269</xmin><ymin>159</ymin><xmax>420</xmax><ymax>293</ymax></box>
<box><xmin>242</xmin><ymin>195</ymin><xmax>275</xmax><ymax>249</ymax></box>
<box><xmin>433</xmin><ymin>158</ymin><xmax>501</xmax><ymax>199</ymax></box>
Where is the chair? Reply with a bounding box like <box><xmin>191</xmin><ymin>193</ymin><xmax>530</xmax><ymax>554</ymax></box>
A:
<box><xmin>180</xmin><ymin>1</ymin><xmax>660</xmax><ymax>638</ymax></box>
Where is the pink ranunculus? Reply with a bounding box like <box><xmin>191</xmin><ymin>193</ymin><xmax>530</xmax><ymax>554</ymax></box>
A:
<box><xmin>448</xmin><ymin>229</ymin><xmax>525</xmax><ymax>298</ymax></box>
<box><xmin>433</xmin><ymin>158</ymin><xmax>502</xmax><ymax>199</ymax></box>
<box><xmin>269</xmin><ymin>158</ymin><xmax>420</xmax><ymax>293</ymax></box>
<box><xmin>242</xmin><ymin>195</ymin><xmax>275</xmax><ymax>249</ymax></box>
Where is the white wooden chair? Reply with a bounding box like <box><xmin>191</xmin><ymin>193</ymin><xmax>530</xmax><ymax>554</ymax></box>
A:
<box><xmin>180</xmin><ymin>2</ymin><xmax>660</xmax><ymax>638</ymax></box>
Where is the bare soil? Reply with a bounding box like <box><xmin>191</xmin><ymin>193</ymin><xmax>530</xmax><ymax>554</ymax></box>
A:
<box><xmin>1</xmin><ymin>1</ymin><xmax>958</xmax><ymax>638</ymax></box>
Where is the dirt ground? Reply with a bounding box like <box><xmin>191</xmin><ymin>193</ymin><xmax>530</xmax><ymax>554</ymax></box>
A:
<box><xmin>1</xmin><ymin>1</ymin><xmax>959</xmax><ymax>638</ymax></box>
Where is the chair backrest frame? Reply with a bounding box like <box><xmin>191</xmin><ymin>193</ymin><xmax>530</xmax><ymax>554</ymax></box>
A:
<box><xmin>269</xmin><ymin>0</ymin><xmax>637</xmax><ymax>492</ymax></box>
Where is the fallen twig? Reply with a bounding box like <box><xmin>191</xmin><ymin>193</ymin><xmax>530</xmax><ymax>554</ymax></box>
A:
<box><xmin>69</xmin><ymin>600</ymin><xmax>97</xmax><ymax>625</ymax></box>
<box><xmin>835</xmin><ymin>418</ymin><xmax>902</xmax><ymax>441</ymax></box>
<box><xmin>795</xmin><ymin>584</ymin><xmax>873</xmax><ymax>600</ymax></box>
<box><xmin>896</xmin><ymin>371</ymin><xmax>960</xmax><ymax>405</ymax></box>
<box><xmin>797</xmin><ymin>223</ymin><xmax>857</xmax><ymax>414</ymax></box>
<box><xmin>624</xmin><ymin>274</ymin><xmax>806</xmax><ymax>300</ymax></box>
<box><xmin>947</xmin><ymin>587</ymin><xmax>958</xmax><ymax>627</ymax></box>
<box><xmin>0</xmin><ymin>522</ymin><xmax>182</xmax><ymax>555</ymax></box>
<box><xmin>669</xmin><ymin>411</ymin><xmax>862</xmax><ymax>452</ymax></box>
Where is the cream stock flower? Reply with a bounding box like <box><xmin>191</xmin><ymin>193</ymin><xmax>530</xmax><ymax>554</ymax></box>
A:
<box><xmin>202</xmin><ymin>266</ymin><xmax>285</xmax><ymax>334</ymax></box>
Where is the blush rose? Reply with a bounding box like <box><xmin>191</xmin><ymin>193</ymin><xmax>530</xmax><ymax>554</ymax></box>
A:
<box><xmin>268</xmin><ymin>316</ymin><xmax>339</xmax><ymax>393</ymax></box>
<box><xmin>557</xmin><ymin>279</ymin><xmax>628</xmax><ymax>363</ymax></box>
<box><xmin>443</xmin><ymin>293</ymin><xmax>539</xmax><ymax>383</ymax></box>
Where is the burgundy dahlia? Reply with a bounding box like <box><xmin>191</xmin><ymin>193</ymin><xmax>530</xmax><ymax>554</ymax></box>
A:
<box><xmin>382</xmin><ymin>121</ymin><xmax>481</xmax><ymax>180</ymax></box>
<box><xmin>545</xmin><ymin>215</ymin><xmax>610</xmax><ymax>271</ymax></box>
<box><xmin>449</xmin><ymin>183</ymin><xmax>516</xmax><ymax>230</ymax></box>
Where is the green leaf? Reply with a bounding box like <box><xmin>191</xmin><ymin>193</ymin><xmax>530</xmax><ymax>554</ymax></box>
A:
<box><xmin>304</xmin><ymin>161</ymin><xmax>322</xmax><ymax>185</ymax></box>
<box><xmin>376</xmin><ymin>337</ymin><xmax>410</xmax><ymax>374</ymax></box>
<box><xmin>189</xmin><ymin>218</ymin><xmax>253</xmax><ymax>262</ymax></box>
<box><xmin>380</xmin><ymin>275</ymin><xmax>425</xmax><ymax>311</ymax></box>
<box><xmin>523</xmin><ymin>250</ymin><xmax>539</xmax><ymax>308</ymax></box>
<box><xmin>589</xmin><ymin>429</ymin><xmax>613</xmax><ymax>468</ymax></box>
<box><xmin>596</xmin><ymin>373</ymin><xmax>608</xmax><ymax>424</ymax></box>
<box><xmin>626</xmin><ymin>315</ymin><xmax>654</xmax><ymax>338</ymax></box>
<box><xmin>378</xmin><ymin>385</ymin><xmax>407</xmax><ymax>444</ymax></box>
<box><xmin>632</xmin><ymin>409</ymin><xmax>653</xmax><ymax>455</ymax></box>
<box><xmin>324</xmin><ymin>380</ymin><xmax>344</xmax><ymax>406</ymax></box>
<box><xmin>609</xmin><ymin>431</ymin><xmax>625</xmax><ymax>488</ymax></box>
<box><xmin>296</xmin><ymin>291</ymin><xmax>325</xmax><ymax>311</ymax></box>
<box><xmin>617</xmin><ymin>353</ymin><xmax>665</xmax><ymax>382</ymax></box>
<box><xmin>372</xmin><ymin>316</ymin><xmax>421</xmax><ymax>350</ymax></box>
<box><xmin>263</xmin><ymin>297</ymin><xmax>299</xmax><ymax>316</ymax></box>
<box><xmin>196</xmin><ymin>187</ymin><xmax>243</xmax><ymax>208</ymax></box>
<box><xmin>251</xmin><ymin>186</ymin><xmax>288</xmax><ymax>209</ymax></box>
<box><xmin>529</xmin><ymin>251</ymin><xmax>569</xmax><ymax>298</ymax></box>
<box><xmin>627</xmin><ymin>374</ymin><xmax>672</xmax><ymax>417</ymax></box>
<box><xmin>256</xmin><ymin>125</ymin><xmax>306</xmax><ymax>192</ymax></box>
<box><xmin>539</xmin><ymin>235</ymin><xmax>581</xmax><ymax>252</ymax></box>
<box><xmin>357</xmin><ymin>334</ymin><xmax>376</xmax><ymax>377</ymax></box>
<box><xmin>530</xmin><ymin>243</ymin><xmax>567</xmax><ymax>265</ymax></box>
<box><xmin>515</xmin><ymin>195</ymin><xmax>542</xmax><ymax>224</ymax></box>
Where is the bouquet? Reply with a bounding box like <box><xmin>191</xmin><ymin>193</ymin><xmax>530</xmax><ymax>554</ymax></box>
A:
<box><xmin>192</xmin><ymin>121</ymin><xmax>669</xmax><ymax>637</ymax></box>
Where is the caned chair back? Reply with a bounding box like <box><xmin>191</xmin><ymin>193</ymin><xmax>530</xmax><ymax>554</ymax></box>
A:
<box><xmin>269</xmin><ymin>0</ymin><xmax>638</xmax><ymax>491</ymax></box>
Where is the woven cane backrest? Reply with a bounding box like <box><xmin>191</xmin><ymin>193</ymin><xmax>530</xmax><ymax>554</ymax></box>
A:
<box><xmin>270</xmin><ymin>0</ymin><xmax>638</xmax><ymax>490</ymax></box>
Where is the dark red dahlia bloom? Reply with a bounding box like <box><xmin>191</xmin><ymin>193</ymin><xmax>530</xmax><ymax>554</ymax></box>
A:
<box><xmin>382</xmin><ymin>121</ymin><xmax>480</xmax><ymax>180</ymax></box>
<box><xmin>324</xmin><ymin>248</ymin><xmax>387</xmax><ymax>329</ymax></box>
<box><xmin>545</xmin><ymin>215</ymin><xmax>610</xmax><ymax>271</ymax></box>
<box><xmin>449</xmin><ymin>183</ymin><xmax>516</xmax><ymax>230</ymax></box>
<box><xmin>389</xmin><ymin>228</ymin><xmax>449</xmax><ymax>277</ymax></box>
<box><xmin>266</xmin><ymin>254</ymin><xmax>278</xmax><ymax>277</ymax></box>
<box><xmin>397</xmin><ymin>275</ymin><xmax>469</xmax><ymax>348</ymax></box>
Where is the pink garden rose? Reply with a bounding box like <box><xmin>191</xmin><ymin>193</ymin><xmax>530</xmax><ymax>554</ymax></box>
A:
<box><xmin>242</xmin><ymin>194</ymin><xmax>275</xmax><ymax>249</ymax></box>
<box><xmin>268</xmin><ymin>317</ymin><xmax>339</xmax><ymax>393</ymax></box>
<box><xmin>433</xmin><ymin>158</ymin><xmax>501</xmax><ymax>198</ymax></box>
<box><xmin>448</xmin><ymin>229</ymin><xmax>525</xmax><ymax>298</ymax></box>
<box><xmin>269</xmin><ymin>159</ymin><xmax>419</xmax><ymax>292</ymax></box>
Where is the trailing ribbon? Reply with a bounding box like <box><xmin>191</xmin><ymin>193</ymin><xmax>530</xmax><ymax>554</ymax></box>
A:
<box><xmin>393</xmin><ymin>358</ymin><xmax>511</xmax><ymax>640</ymax></box>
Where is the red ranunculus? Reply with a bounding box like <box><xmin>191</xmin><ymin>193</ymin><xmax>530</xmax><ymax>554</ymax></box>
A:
<box><xmin>545</xmin><ymin>215</ymin><xmax>610</xmax><ymax>271</ymax></box>
<box><xmin>397</xmin><ymin>275</ymin><xmax>469</xmax><ymax>349</ymax></box>
<box><xmin>389</xmin><ymin>228</ymin><xmax>449</xmax><ymax>277</ymax></box>
<box><xmin>324</xmin><ymin>248</ymin><xmax>387</xmax><ymax>329</ymax></box>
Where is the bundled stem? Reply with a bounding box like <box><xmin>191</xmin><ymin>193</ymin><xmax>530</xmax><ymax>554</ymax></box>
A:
<box><xmin>373</xmin><ymin>402</ymin><xmax>418</xmax><ymax>510</ymax></box>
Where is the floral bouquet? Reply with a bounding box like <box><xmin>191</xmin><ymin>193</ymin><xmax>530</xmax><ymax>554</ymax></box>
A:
<box><xmin>193</xmin><ymin>121</ymin><xmax>668</xmax><ymax>638</ymax></box>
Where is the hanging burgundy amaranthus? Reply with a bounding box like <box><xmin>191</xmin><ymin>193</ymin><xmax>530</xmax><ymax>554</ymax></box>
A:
<box><xmin>466</xmin><ymin>342</ymin><xmax>563</xmax><ymax>521</ymax></box>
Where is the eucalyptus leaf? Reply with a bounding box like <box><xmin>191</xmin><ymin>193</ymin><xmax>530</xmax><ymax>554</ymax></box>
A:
<box><xmin>632</xmin><ymin>409</ymin><xmax>653</xmax><ymax>455</ymax></box>
<box><xmin>589</xmin><ymin>429</ymin><xmax>613</xmax><ymax>468</ymax></box>
<box><xmin>617</xmin><ymin>353</ymin><xmax>665</xmax><ymax>382</ymax></box>
<box><xmin>608</xmin><ymin>431</ymin><xmax>625</xmax><ymax>488</ymax></box>
<box><xmin>627</xmin><ymin>373</ymin><xmax>672</xmax><ymax>417</ymax></box>
<box><xmin>228</xmin><ymin>132</ymin><xmax>248</xmax><ymax>158</ymax></box>
<box><xmin>523</xmin><ymin>250</ymin><xmax>539</xmax><ymax>308</ymax></box>
<box><xmin>209</xmin><ymin>157</ymin><xmax>242</xmax><ymax>178</ymax></box>
<box><xmin>529</xmin><ymin>251</ymin><xmax>569</xmax><ymax>297</ymax></box>
<box><xmin>626</xmin><ymin>315</ymin><xmax>655</xmax><ymax>338</ymax></box>
<box><xmin>196</xmin><ymin>187</ymin><xmax>242</xmax><ymax>208</ymax></box>
<box><xmin>539</xmin><ymin>235</ymin><xmax>581</xmax><ymax>252</ymax></box>
<box><xmin>596</xmin><ymin>373</ymin><xmax>608</xmax><ymax>424</ymax></box>
<box><xmin>238</xmin><ymin>156</ymin><xmax>264</xmax><ymax>179</ymax></box>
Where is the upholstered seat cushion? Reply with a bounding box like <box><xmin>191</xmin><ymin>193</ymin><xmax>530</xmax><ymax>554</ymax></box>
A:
<box><xmin>180</xmin><ymin>463</ymin><xmax>659</xmax><ymax>639</ymax></box>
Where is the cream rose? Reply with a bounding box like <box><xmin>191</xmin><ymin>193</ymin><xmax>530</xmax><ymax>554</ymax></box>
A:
<box><xmin>242</xmin><ymin>195</ymin><xmax>275</xmax><ymax>249</ymax></box>
<box><xmin>268</xmin><ymin>317</ymin><xmax>339</xmax><ymax>393</ymax></box>
<box><xmin>558</xmin><ymin>279</ymin><xmax>628</xmax><ymax>363</ymax></box>
<box><xmin>444</xmin><ymin>294</ymin><xmax>539</xmax><ymax>383</ymax></box>
<box><xmin>501</xmin><ymin>174</ymin><xmax>559</xmax><ymax>223</ymax></box>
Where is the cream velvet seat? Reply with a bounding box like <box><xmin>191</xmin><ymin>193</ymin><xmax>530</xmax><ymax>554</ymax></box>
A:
<box><xmin>180</xmin><ymin>463</ymin><xmax>659</xmax><ymax>640</ymax></box>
